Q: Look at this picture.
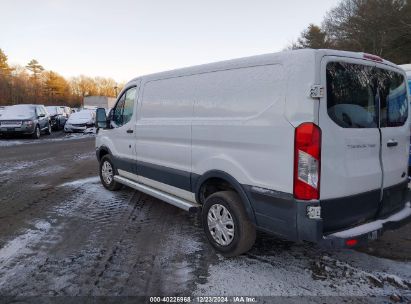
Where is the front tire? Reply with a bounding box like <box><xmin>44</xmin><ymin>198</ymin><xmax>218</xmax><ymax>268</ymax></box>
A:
<box><xmin>99</xmin><ymin>155</ymin><xmax>122</xmax><ymax>191</ymax></box>
<box><xmin>202</xmin><ymin>191</ymin><xmax>256</xmax><ymax>257</ymax></box>
<box><xmin>32</xmin><ymin>125</ymin><xmax>41</xmax><ymax>139</ymax></box>
<box><xmin>46</xmin><ymin>122</ymin><xmax>52</xmax><ymax>135</ymax></box>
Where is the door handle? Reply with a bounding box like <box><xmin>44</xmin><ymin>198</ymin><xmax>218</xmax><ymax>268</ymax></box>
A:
<box><xmin>126</xmin><ymin>129</ymin><xmax>134</xmax><ymax>134</ymax></box>
<box><xmin>387</xmin><ymin>140</ymin><xmax>398</xmax><ymax>147</ymax></box>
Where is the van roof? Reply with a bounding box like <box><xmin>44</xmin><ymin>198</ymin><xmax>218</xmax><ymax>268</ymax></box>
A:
<box><xmin>400</xmin><ymin>64</ymin><xmax>411</xmax><ymax>71</ymax></box>
<box><xmin>400</xmin><ymin>64</ymin><xmax>411</xmax><ymax>78</ymax></box>
<box><xmin>128</xmin><ymin>49</ymin><xmax>400</xmax><ymax>85</ymax></box>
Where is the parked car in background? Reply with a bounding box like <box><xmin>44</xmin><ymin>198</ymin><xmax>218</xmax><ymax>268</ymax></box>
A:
<box><xmin>0</xmin><ymin>104</ymin><xmax>51</xmax><ymax>139</ymax></box>
<box><xmin>0</xmin><ymin>106</ymin><xmax>6</xmax><ymax>117</ymax></box>
<box><xmin>46</xmin><ymin>106</ymin><xmax>67</xmax><ymax>130</ymax></box>
<box><xmin>64</xmin><ymin>109</ymin><xmax>95</xmax><ymax>133</ymax></box>
<box><xmin>60</xmin><ymin>106</ymin><xmax>72</xmax><ymax>118</ymax></box>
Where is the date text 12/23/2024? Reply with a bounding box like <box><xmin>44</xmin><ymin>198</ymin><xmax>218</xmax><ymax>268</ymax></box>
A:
<box><xmin>149</xmin><ymin>296</ymin><xmax>257</xmax><ymax>303</ymax></box>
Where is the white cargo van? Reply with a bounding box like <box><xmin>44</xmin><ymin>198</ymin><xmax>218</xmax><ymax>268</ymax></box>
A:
<box><xmin>95</xmin><ymin>49</ymin><xmax>411</xmax><ymax>256</ymax></box>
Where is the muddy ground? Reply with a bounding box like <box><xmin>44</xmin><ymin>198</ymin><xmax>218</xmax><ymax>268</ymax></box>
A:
<box><xmin>0</xmin><ymin>133</ymin><xmax>410</xmax><ymax>302</ymax></box>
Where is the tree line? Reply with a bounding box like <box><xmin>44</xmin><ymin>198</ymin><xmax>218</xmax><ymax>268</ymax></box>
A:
<box><xmin>0</xmin><ymin>49</ymin><xmax>124</xmax><ymax>107</ymax></box>
<box><xmin>291</xmin><ymin>0</ymin><xmax>411</xmax><ymax>64</ymax></box>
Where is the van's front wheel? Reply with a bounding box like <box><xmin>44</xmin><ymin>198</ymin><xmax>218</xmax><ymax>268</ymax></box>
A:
<box><xmin>202</xmin><ymin>191</ymin><xmax>256</xmax><ymax>257</ymax></box>
<box><xmin>99</xmin><ymin>155</ymin><xmax>122</xmax><ymax>191</ymax></box>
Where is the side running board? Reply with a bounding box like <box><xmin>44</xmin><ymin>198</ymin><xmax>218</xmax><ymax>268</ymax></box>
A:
<box><xmin>114</xmin><ymin>175</ymin><xmax>201</xmax><ymax>213</ymax></box>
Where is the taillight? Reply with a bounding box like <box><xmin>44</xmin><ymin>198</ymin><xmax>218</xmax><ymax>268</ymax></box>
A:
<box><xmin>294</xmin><ymin>123</ymin><xmax>321</xmax><ymax>200</ymax></box>
<box><xmin>345</xmin><ymin>239</ymin><xmax>358</xmax><ymax>247</ymax></box>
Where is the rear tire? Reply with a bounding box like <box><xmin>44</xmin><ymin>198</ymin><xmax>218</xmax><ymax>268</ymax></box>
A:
<box><xmin>202</xmin><ymin>191</ymin><xmax>256</xmax><ymax>257</ymax></box>
<box><xmin>99</xmin><ymin>154</ymin><xmax>123</xmax><ymax>191</ymax></box>
<box><xmin>32</xmin><ymin>125</ymin><xmax>41</xmax><ymax>139</ymax></box>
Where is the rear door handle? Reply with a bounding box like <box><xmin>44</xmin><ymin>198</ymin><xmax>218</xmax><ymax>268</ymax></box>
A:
<box><xmin>387</xmin><ymin>140</ymin><xmax>398</xmax><ymax>147</ymax></box>
<box><xmin>126</xmin><ymin>129</ymin><xmax>134</xmax><ymax>134</ymax></box>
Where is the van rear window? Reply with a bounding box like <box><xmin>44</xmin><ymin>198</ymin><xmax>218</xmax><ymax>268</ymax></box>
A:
<box><xmin>326</xmin><ymin>62</ymin><xmax>408</xmax><ymax>128</ymax></box>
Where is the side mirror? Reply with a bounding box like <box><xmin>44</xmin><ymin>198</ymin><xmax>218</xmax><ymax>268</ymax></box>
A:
<box><xmin>96</xmin><ymin>108</ymin><xmax>108</xmax><ymax>129</ymax></box>
<box><xmin>38</xmin><ymin>113</ymin><xmax>45</xmax><ymax>118</ymax></box>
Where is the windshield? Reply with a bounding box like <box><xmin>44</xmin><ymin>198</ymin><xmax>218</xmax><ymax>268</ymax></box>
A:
<box><xmin>2</xmin><ymin>105</ymin><xmax>36</xmax><ymax>118</ymax></box>
<box><xmin>69</xmin><ymin>110</ymin><xmax>94</xmax><ymax>121</ymax></box>
<box><xmin>46</xmin><ymin>107</ymin><xmax>58</xmax><ymax>115</ymax></box>
<box><xmin>326</xmin><ymin>62</ymin><xmax>408</xmax><ymax>128</ymax></box>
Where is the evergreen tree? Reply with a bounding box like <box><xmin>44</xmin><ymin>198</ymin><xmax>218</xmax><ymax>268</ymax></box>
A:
<box><xmin>293</xmin><ymin>24</ymin><xmax>332</xmax><ymax>49</ymax></box>
<box><xmin>0</xmin><ymin>48</ymin><xmax>13</xmax><ymax>76</ymax></box>
<box><xmin>26</xmin><ymin>59</ymin><xmax>44</xmax><ymax>80</ymax></box>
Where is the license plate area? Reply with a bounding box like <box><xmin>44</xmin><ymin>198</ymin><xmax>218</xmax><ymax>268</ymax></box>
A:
<box><xmin>368</xmin><ymin>230</ymin><xmax>380</xmax><ymax>240</ymax></box>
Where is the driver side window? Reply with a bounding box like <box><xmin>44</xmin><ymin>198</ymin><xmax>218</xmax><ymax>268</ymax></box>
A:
<box><xmin>36</xmin><ymin>106</ymin><xmax>44</xmax><ymax>117</ymax></box>
<box><xmin>111</xmin><ymin>86</ymin><xmax>137</xmax><ymax>128</ymax></box>
<box><xmin>112</xmin><ymin>94</ymin><xmax>125</xmax><ymax>126</ymax></box>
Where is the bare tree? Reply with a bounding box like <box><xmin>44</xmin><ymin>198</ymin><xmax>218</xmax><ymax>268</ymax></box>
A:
<box><xmin>291</xmin><ymin>24</ymin><xmax>333</xmax><ymax>49</ymax></box>
<box><xmin>323</xmin><ymin>0</ymin><xmax>411</xmax><ymax>63</ymax></box>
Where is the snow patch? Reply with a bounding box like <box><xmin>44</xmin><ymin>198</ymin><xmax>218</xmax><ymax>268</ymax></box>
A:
<box><xmin>59</xmin><ymin>176</ymin><xmax>100</xmax><ymax>187</ymax></box>
<box><xmin>0</xmin><ymin>161</ymin><xmax>38</xmax><ymax>175</ymax></box>
<box><xmin>0</xmin><ymin>220</ymin><xmax>52</xmax><ymax>279</ymax></box>
<box><xmin>195</xmin><ymin>241</ymin><xmax>411</xmax><ymax>296</ymax></box>
<box><xmin>0</xmin><ymin>133</ymin><xmax>95</xmax><ymax>148</ymax></box>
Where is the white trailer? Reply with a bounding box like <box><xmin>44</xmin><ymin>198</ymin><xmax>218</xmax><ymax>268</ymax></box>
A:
<box><xmin>83</xmin><ymin>96</ymin><xmax>116</xmax><ymax>110</ymax></box>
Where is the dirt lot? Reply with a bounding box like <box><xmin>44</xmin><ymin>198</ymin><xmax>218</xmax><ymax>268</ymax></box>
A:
<box><xmin>0</xmin><ymin>133</ymin><xmax>410</xmax><ymax>302</ymax></box>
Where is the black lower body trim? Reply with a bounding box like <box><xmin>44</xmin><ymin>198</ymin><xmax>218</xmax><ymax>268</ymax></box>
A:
<box><xmin>379</xmin><ymin>180</ymin><xmax>408</xmax><ymax>217</ymax></box>
<box><xmin>243</xmin><ymin>186</ymin><xmax>299</xmax><ymax>240</ymax></box>
<box><xmin>111</xmin><ymin>156</ymin><xmax>192</xmax><ymax>192</ymax></box>
<box><xmin>321</xmin><ymin>180</ymin><xmax>409</xmax><ymax>233</ymax></box>
<box><xmin>321</xmin><ymin>189</ymin><xmax>381</xmax><ymax>233</ymax></box>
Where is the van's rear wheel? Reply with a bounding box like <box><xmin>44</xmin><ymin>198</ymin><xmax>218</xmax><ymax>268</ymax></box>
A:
<box><xmin>99</xmin><ymin>155</ymin><xmax>122</xmax><ymax>191</ymax></box>
<box><xmin>202</xmin><ymin>191</ymin><xmax>256</xmax><ymax>257</ymax></box>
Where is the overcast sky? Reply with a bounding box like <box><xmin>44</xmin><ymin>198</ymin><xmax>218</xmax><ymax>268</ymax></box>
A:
<box><xmin>0</xmin><ymin>0</ymin><xmax>340</xmax><ymax>82</ymax></box>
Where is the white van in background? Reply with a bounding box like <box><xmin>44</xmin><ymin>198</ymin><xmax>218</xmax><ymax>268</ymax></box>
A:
<box><xmin>95</xmin><ymin>49</ymin><xmax>411</xmax><ymax>256</ymax></box>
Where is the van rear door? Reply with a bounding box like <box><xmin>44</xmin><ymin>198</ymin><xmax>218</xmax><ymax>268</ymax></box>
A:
<box><xmin>376</xmin><ymin>64</ymin><xmax>409</xmax><ymax>216</ymax></box>
<box><xmin>319</xmin><ymin>57</ymin><xmax>409</xmax><ymax>233</ymax></box>
<box><xmin>319</xmin><ymin>58</ymin><xmax>383</xmax><ymax>232</ymax></box>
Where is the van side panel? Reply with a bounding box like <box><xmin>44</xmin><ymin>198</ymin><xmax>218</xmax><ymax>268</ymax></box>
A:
<box><xmin>191</xmin><ymin>64</ymin><xmax>292</xmax><ymax>192</ymax></box>
<box><xmin>137</xmin><ymin>77</ymin><xmax>194</xmax><ymax>196</ymax></box>
<box><xmin>283</xmin><ymin>52</ymin><xmax>318</xmax><ymax>127</ymax></box>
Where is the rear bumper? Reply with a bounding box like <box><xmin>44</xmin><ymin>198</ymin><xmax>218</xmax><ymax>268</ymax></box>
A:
<box><xmin>245</xmin><ymin>184</ymin><xmax>411</xmax><ymax>248</ymax></box>
<box><xmin>321</xmin><ymin>202</ymin><xmax>411</xmax><ymax>248</ymax></box>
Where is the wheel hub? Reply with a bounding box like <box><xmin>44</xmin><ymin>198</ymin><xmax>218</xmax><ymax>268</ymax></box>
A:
<box><xmin>207</xmin><ymin>204</ymin><xmax>235</xmax><ymax>246</ymax></box>
<box><xmin>101</xmin><ymin>161</ymin><xmax>113</xmax><ymax>185</ymax></box>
